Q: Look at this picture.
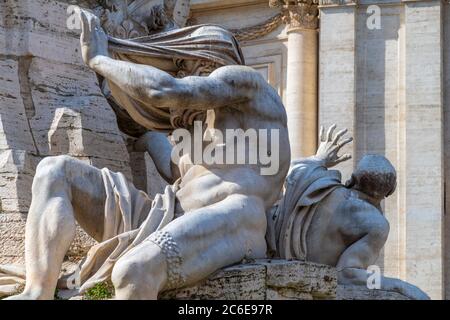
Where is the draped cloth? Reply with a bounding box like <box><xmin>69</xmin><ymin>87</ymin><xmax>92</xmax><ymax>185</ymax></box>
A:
<box><xmin>76</xmin><ymin>169</ymin><xmax>180</xmax><ymax>293</ymax></box>
<box><xmin>266</xmin><ymin>159</ymin><xmax>342</xmax><ymax>260</ymax></box>
<box><xmin>101</xmin><ymin>24</ymin><xmax>245</xmax><ymax>135</ymax></box>
<box><xmin>0</xmin><ymin>168</ymin><xmax>179</xmax><ymax>298</ymax></box>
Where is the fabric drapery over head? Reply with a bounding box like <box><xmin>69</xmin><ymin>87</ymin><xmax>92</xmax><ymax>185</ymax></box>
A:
<box><xmin>109</xmin><ymin>24</ymin><xmax>245</xmax><ymax>67</ymax></box>
<box><xmin>100</xmin><ymin>24</ymin><xmax>245</xmax><ymax>135</ymax></box>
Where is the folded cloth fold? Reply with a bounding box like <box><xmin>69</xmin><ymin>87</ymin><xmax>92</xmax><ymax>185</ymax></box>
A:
<box><xmin>101</xmin><ymin>24</ymin><xmax>245</xmax><ymax>135</ymax></box>
<box><xmin>0</xmin><ymin>168</ymin><xmax>179</xmax><ymax>298</ymax></box>
<box><xmin>266</xmin><ymin>159</ymin><xmax>342</xmax><ymax>260</ymax></box>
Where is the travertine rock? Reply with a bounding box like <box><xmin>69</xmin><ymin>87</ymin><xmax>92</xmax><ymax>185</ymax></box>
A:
<box><xmin>0</xmin><ymin>0</ymin><xmax>135</xmax><ymax>263</ymax></box>
<box><xmin>0</xmin><ymin>150</ymin><xmax>38</xmax><ymax>264</ymax></box>
<box><xmin>58</xmin><ymin>260</ymin><xmax>417</xmax><ymax>300</ymax></box>
<box><xmin>337</xmin><ymin>285</ymin><xmax>412</xmax><ymax>300</ymax></box>
<box><xmin>262</xmin><ymin>260</ymin><xmax>336</xmax><ymax>300</ymax></box>
<box><xmin>161</xmin><ymin>264</ymin><xmax>267</xmax><ymax>300</ymax></box>
<box><xmin>160</xmin><ymin>260</ymin><xmax>337</xmax><ymax>300</ymax></box>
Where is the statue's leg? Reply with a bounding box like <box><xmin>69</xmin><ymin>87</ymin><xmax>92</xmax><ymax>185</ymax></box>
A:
<box><xmin>111</xmin><ymin>194</ymin><xmax>267</xmax><ymax>299</ymax></box>
<box><xmin>12</xmin><ymin>155</ymin><xmax>108</xmax><ymax>300</ymax></box>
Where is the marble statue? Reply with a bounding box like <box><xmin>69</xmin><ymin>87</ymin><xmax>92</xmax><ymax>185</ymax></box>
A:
<box><xmin>2</xmin><ymin>6</ymin><xmax>290</xmax><ymax>300</ymax></box>
<box><xmin>0</xmin><ymin>1</ymin><xmax>431</xmax><ymax>301</ymax></box>
<box><xmin>266</xmin><ymin>124</ymin><xmax>430</xmax><ymax>300</ymax></box>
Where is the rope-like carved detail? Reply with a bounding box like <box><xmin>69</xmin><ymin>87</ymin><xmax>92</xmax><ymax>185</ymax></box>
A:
<box><xmin>147</xmin><ymin>231</ymin><xmax>186</xmax><ymax>290</ymax></box>
<box><xmin>230</xmin><ymin>13</ymin><xmax>284</xmax><ymax>42</ymax></box>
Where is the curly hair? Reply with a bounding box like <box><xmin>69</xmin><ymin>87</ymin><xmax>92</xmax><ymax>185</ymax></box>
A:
<box><xmin>345</xmin><ymin>154</ymin><xmax>397</xmax><ymax>199</ymax></box>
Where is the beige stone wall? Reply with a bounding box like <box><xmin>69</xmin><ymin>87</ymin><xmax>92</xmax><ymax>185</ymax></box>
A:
<box><xmin>319</xmin><ymin>0</ymin><xmax>446</xmax><ymax>299</ymax></box>
<box><xmin>444</xmin><ymin>0</ymin><xmax>450</xmax><ymax>301</ymax></box>
<box><xmin>0</xmin><ymin>0</ymin><xmax>133</xmax><ymax>263</ymax></box>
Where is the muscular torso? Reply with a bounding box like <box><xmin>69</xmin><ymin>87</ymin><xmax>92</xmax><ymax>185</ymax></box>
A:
<box><xmin>174</xmin><ymin>75</ymin><xmax>290</xmax><ymax>215</ymax></box>
<box><xmin>306</xmin><ymin>187</ymin><xmax>386</xmax><ymax>266</ymax></box>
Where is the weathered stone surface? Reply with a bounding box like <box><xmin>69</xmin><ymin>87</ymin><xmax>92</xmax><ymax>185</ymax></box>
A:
<box><xmin>0</xmin><ymin>213</ymin><xmax>26</xmax><ymax>264</ymax></box>
<box><xmin>160</xmin><ymin>260</ymin><xmax>337</xmax><ymax>300</ymax></box>
<box><xmin>161</xmin><ymin>264</ymin><xmax>267</xmax><ymax>300</ymax></box>
<box><xmin>262</xmin><ymin>260</ymin><xmax>336</xmax><ymax>299</ymax></box>
<box><xmin>337</xmin><ymin>285</ymin><xmax>412</xmax><ymax>300</ymax></box>
<box><xmin>0</xmin><ymin>150</ymin><xmax>38</xmax><ymax>213</ymax></box>
<box><xmin>0</xmin><ymin>0</ymin><xmax>135</xmax><ymax>263</ymax></box>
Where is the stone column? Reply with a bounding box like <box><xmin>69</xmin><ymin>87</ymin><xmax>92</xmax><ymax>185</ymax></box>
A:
<box><xmin>271</xmin><ymin>1</ymin><xmax>319</xmax><ymax>159</ymax></box>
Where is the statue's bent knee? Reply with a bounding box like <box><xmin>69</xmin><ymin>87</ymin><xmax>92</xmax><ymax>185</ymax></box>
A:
<box><xmin>111</xmin><ymin>258</ymin><xmax>140</xmax><ymax>290</ymax></box>
<box><xmin>33</xmin><ymin>155</ymin><xmax>74</xmax><ymax>191</ymax></box>
<box><xmin>111</xmin><ymin>230</ymin><xmax>185</xmax><ymax>293</ymax></box>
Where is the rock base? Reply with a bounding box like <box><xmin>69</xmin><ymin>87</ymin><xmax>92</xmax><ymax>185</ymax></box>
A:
<box><xmin>337</xmin><ymin>285</ymin><xmax>411</xmax><ymax>300</ymax></box>
<box><xmin>160</xmin><ymin>260</ymin><xmax>337</xmax><ymax>300</ymax></box>
<box><xmin>55</xmin><ymin>260</ymin><xmax>420</xmax><ymax>300</ymax></box>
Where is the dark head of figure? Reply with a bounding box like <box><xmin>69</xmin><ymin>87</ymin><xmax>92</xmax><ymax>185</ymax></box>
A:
<box><xmin>345</xmin><ymin>154</ymin><xmax>397</xmax><ymax>201</ymax></box>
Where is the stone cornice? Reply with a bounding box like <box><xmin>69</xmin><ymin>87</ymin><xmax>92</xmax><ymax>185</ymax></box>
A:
<box><xmin>270</xmin><ymin>1</ymin><xmax>319</xmax><ymax>30</ymax></box>
<box><xmin>191</xmin><ymin>0</ymin><xmax>268</xmax><ymax>11</ymax></box>
<box><xmin>318</xmin><ymin>0</ymin><xmax>357</xmax><ymax>5</ymax></box>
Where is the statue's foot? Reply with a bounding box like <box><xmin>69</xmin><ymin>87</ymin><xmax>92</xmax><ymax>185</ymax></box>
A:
<box><xmin>3</xmin><ymin>291</ymin><xmax>53</xmax><ymax>300</ymax></box>
<box><xmin>3</xmin><ymin>293</ymin><xmax>33</xmax><ymax>300</ymax></box>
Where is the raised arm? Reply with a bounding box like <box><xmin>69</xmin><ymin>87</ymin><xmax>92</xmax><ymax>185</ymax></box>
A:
<box><xmin>78</xmin><ymin>8</ymin><xmax>259</xmax><ymax>111</ymax></box>
<box><xmin>291</xmin><ymin>124</ymin><xmax>353</xmax><ymax>168</ymax></box>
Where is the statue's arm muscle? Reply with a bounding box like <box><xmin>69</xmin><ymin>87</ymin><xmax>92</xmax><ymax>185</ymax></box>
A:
<box><xmin>90</xmin><ymin>57</ymin><xmax>260</xmax><ymax>110</ymax></box>
<box><xmin>135</xmin><ymin>131</ymin><xmax>180</xmax><ymax>184</ymax></box>
<box><xmin>336</xmin><ymin>202</ymin><xmax>389</xmax><ymax>283</ymax></box>
<box><xmin>336</xmin><ymin>205</ymin><xmax>429</xmax><ymax>299</ymax></box>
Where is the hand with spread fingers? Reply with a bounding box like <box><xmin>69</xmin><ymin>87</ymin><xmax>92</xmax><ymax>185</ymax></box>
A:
<box><xmin>315</xmin><ymin>124</ymin><xmax>353</xmax><ymax>168</ymax></box>
<box><xmin>76</xmin><ymin>7</ymin><xmax>109</xmax><ymax>68</ymax></box>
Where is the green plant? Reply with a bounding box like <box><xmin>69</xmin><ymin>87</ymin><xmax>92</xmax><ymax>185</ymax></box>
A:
<box><xmin>83</xmin><ymin>281</ymin><xmax>115</xmax><ymax>300</ymax></box>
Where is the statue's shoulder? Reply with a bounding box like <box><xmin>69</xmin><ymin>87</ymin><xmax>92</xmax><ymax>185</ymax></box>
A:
<box><xmin>212</xmin><ymin>64</ymin><xmax>280</xmax><ymax>101</ymax></box>
<box><xmin>334</xmin><ymin>192</ymin><xmax>389</xmax><ymax>234</ymax></box>
<box><xmin>335</xmin><ymin>190</ymin><xmax>380</xmax><ymax>216</ymax></box>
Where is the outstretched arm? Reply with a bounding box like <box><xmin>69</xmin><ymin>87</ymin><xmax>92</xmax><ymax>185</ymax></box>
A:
<box><xmin>78</xmin><ymin>9</ymin><xmax>258</xmax><ymax>111</ymax></box>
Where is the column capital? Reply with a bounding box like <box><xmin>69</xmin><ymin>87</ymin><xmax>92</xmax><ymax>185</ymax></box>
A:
<box><xmin>270</xmin><ymin>1</ymin><xmax>319</xmax><ymax>31</ymax></box>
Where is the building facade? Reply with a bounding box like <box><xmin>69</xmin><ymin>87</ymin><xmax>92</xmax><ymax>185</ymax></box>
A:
<box><xmin>0</xmin><ymin>0</ymin><xmax>449</xmax><ymax>299</ymax></box>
